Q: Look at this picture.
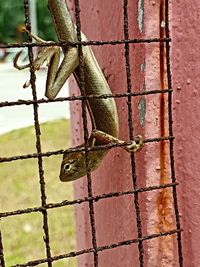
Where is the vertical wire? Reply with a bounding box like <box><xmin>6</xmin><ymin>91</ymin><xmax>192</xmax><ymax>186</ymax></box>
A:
<box><xmin>123</xmin><ymin>0</ymin><xmax>144</xmax><ymax>265</ymax></box>
<box><xmin>165</xmin><ymin>1</ymin><xmax>183</xmax><ymax>266</ymax></box>
<box><xmin>23</xmin><ymin>1</ymin><xmax>52</xmax><ymax>266</ymax></box>
<box><xmin>73</xmin><ymin>1</ymin><xmax>99</xmax><ymax>266</ymax></box>
<box><xmin>0</xmin><ymin>230</ymin><xmax>5</xmax><ymax>267</ymax></box>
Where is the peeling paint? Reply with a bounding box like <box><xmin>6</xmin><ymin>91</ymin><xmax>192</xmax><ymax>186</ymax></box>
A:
<box><xmin>161</xmin><ymin>20</ymin><xmax>166</xmax><ymax>28</ymax></box>
<box><xmin>137</xmin><ymin>0</ymin><xmax>144</xmax><ymax>32</ymax></box>
<box><xmin>138</xmin><ymin>96</ymin><xmax>146</xmax><ymax>126</ymax></box>
<box><xmin>140</xmin><ymin>62</ymin><xmax>146</xmax><ymax>72</ymax></box>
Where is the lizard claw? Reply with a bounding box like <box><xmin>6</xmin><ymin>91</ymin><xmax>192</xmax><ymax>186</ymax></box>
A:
<box><xmin>23</xmin><ymin>80</ymin><xmax>31</xmax><ymax>88</ymax></box>
<box><xmin>13</xmin><ymin>50</ymin><xmax>30</xmax><ymax>70</ymax></box>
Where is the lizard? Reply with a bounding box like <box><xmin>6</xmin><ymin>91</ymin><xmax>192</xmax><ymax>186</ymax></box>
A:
<box><xmin>14</xmin><ymin>0</ymin><xmax>143</xmax><ymax>181</ymax></box>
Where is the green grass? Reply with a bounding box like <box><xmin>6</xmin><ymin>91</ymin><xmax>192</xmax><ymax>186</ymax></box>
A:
<box><xmin>0</xmin><ymin>119</ymin><xmax>77</xmax><ymax>267</ymax></box>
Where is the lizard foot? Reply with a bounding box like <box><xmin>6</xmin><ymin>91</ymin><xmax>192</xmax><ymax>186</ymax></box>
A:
<box><xmin>124</xmin><ymin>135</ymin><xmax>143</xmax><ymax>153</ymax></box>
<box><xmin>13</xmin><ymin>28</ymin><xmax>60</xmax><ymax>89</ymax></box>
<box><xmin>91</xmin><ymin>130</ymin><xmax>144</xmax><ymax>153</ymax></box>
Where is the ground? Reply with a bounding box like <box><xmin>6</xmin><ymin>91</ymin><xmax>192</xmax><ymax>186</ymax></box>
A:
<box><xmin>0</xmin><ymin>119</ymin><xmax>77</xmax><ymax>266</ymax></box>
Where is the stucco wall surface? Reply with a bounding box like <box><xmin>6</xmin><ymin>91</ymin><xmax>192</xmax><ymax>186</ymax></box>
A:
<box><xmin>67</xmin><ymin>0</ymin><xmax>200</xmax><ymax>266</ymax></box>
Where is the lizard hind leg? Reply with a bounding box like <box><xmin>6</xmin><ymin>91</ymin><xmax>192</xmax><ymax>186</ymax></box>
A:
<box><xmin>91</xmin><ymin>129</ymin><xmax>143</xmax><ymax>153</ymax></box>
<box><xmin>13</xmin><ymin>28</ymin><xmax>47</xmax><ymax>71</ymax></box>
<box><xmin>13</xmin><ymin>29</ymin><xmax>60</xmax><ymax>88</ymax></box>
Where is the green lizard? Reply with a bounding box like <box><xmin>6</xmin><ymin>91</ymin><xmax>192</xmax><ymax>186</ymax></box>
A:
<box><xmin>14</xmin><ymin>0</ymin><xmax>143</xmax><ymax>181</ymax></box>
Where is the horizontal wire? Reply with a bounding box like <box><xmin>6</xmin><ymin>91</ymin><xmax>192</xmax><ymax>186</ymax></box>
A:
<box><xmin>0</xmin><ymin>136</ymin><xmax>174</xmax><ymax>163</ymax></box>
<box><xmin>0</xmin><ymin>37</ymin><xmax>171</xmax><ymax>49</ymax></box>
<box><xmin>0</xmin><ymin>89</ymin><xmax>172</xmax><ymax>108</ymax></box>
<box><xmin>12</xmin><ymin>229</ymin><xmax>182</xmax><ymax>267</ymax></box>
<box><xmin>0</xmin><ymin>182</ymin><xmax>178</xmax><ymax>218</ymax></box>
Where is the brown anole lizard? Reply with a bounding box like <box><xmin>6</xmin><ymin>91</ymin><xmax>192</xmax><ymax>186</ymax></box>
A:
<box><xmin>14</xmin><ymin>0</ymin><xmax>143</xmax><ymax>181</ymax></box>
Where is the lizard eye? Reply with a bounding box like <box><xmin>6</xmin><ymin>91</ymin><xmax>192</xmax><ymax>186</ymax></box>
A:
<box><xmin>63</xmin><ymin>163</ymin><xmax>71</xmax><ymax>172</ymax></box>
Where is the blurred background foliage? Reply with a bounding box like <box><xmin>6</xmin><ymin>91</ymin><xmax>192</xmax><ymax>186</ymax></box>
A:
<box><xmin>0</xmin><ymin>0</ymin><xmax>56</xmax><ymax>43</ymax></box>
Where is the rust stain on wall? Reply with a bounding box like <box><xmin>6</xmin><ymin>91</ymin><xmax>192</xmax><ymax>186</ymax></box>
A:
<box><xmin>156</xmin><ymin>0</ymin><xmax>174</xmax><ymax>256</ymax></box>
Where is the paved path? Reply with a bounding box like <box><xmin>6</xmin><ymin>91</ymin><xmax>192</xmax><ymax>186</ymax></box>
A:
<box><xmin>0</xmin><ymin>62</ymin><xmax>70</xmax><ymax>134</ymax></box>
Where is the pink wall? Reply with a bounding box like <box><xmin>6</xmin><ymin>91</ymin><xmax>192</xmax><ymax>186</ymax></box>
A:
<box><xmin>69</xmin><ymin>0</ymin><xmax>146</xmax><ymax>265</ymax></box>
<box><xmin>68</xmin><ymin>0</ymin><xmax>199</xmax><ymax>266</ymax></box>
<box><xmin>172</xmin><ymin>0</ymin><xmax>200</xmax><ymax>266</ymax></box>
<box><xmin>69</xmin><ymin>1</ymin><xmax>147</xmax><ymax>266</ymax></box>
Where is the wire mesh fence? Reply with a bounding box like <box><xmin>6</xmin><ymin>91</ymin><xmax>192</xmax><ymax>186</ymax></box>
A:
<box><xmin>0</xmin><ymin>0</ymin><xmax>183</xmax><ymax>266</ymax></box>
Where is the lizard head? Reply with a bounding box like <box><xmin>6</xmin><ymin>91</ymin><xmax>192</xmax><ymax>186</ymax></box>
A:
<box><xmin>59</xmin><ymin>148</ymin><xmax>106</xmax><ymax>182</ymax></box>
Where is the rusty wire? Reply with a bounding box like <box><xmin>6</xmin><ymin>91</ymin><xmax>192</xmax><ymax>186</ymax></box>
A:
<box><xmin>123</xmin><ymin>0</ymin><xmax>144</xmax><ymax>264</ymax></box>
<box><xmin>24</xmin><ymin>1</ymin><xmax>52</xmax><ymax>266</ymax></box>
<box><xmin>74</xmin><ymin>0</ymin><xmax>99</xmax><ymax>265</ymax></box>
<box><xmin>0</xmin><ymin>0</ymin><xmax>183</xmax><ymax>266</ymax></box>
<box><xmin>0</xmin><ymin>37</ymin><xmax>171</xmax><ymax>49</ymax></box>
